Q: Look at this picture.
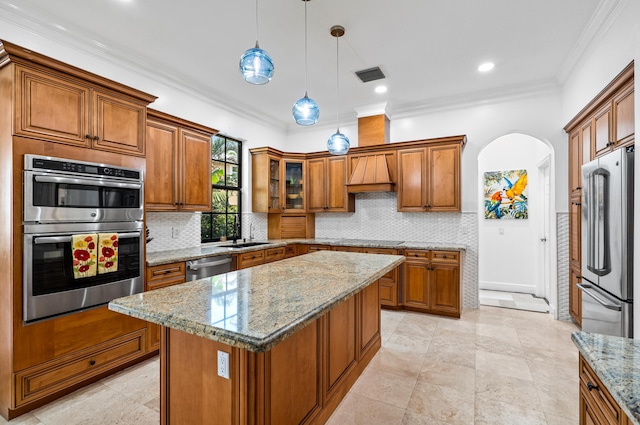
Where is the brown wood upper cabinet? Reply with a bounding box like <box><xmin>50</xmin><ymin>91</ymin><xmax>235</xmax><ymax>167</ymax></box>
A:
<box><xmin>15</xmin><ymin>65</ymin><xmax>152</xmax><ymax>156</ymax></box>
<box><xmin>397</xmin><ymin>142</ymin><xmax>461</xmax><ymax>212</ymax></box>
<box><xmin>145</xmin><ymin>109</ymin><xmax>217</xmax><ymax>212</ymax></box>
<box><xmin>252</xmin><ymin>149</ymin><xmax>284</xmax><ymax>213</ymax></box>
<box><xmin>307</xmin><ymin>156</ymin><xmax>355</xmax><ymax>212</ymax></box>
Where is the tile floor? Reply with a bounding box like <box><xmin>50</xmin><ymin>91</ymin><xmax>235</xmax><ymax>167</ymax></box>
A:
<box><xmin>1</xmin><ymin>306</ymin><xmax>580</xmax><ymax>425</ymax></box>
<box><xmin>479</xmin><ymin>289</ymin><xmax>550</xmax><ymax>313</ymax></box>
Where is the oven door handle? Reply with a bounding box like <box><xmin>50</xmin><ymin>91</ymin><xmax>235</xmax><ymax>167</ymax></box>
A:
<box><xmin>34</xmin><ymin>175</ymin><xmax>142</xmax><ymax>190</ymax></box>
<box><xmin>34</xmin><ymin>232</ymin><xmax>141</xmax><ymax>244</ymax></box>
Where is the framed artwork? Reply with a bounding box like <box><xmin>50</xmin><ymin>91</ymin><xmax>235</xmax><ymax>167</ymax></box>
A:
<box><xmin>484</xmin><ymin>169</ymin><xmax>528</xmax><ymax>219</ymax></box>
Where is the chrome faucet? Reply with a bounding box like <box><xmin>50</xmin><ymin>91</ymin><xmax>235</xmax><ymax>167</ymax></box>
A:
<box><xmin>249</xmin><ymin>223</ymin><xmax>254</xmax><ymax>241</ymax></box>
<box><xmin>232</xmin><ymin>217</ymin><xmax>240</xmax><ymax>243</ymax></box>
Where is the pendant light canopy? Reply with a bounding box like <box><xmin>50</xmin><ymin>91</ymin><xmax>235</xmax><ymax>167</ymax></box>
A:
<box><xmin>292</xmin><ymin>0</ymin><xmax>319</xmax><ymax>125</ymax></box>
<box><xmin>239</xmin><ymin>0</ymin><xmax>274</xmax><ymax>85</ymax></box>
<box><xmin>327</xmin><ymin>25</ymin><xmax>349</xmax><ymax>155</ymax></box>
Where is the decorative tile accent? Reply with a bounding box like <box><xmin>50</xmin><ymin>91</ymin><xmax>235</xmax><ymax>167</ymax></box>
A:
<box><xmin>314</xmin><ymin>193</ymin><xmax>480</xmax><ymax>309</ymax></box>
<box><xmin>556</xmin><ymin>213</ymin><xmax>570</xmax><ymax>321</ymax></box>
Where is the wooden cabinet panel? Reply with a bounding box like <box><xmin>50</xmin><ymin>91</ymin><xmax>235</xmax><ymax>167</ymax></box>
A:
<box><xmin>284</xmin><ymin>244</ymin><xmax>298</xmax><ymax>258</ymax></box>
<box><xmin>307</xmin><ymin>157</ymin><xmax>353</xmax><ymax>212</ymax></box>
<box><xmin>146</xmin><ymin>262</ymin><xmax>186</xmax><ymax>351</ymax></box>
<box><xmin>569</xmin><ymin>129</ymin><xmax>582</xmax><ymax>195</ymax></box>
<box><xmin>363</xmin><ymin>248</ymin><xmax>401</xmax><ymax>308</ymax></box>
<box><xmin>428</xmin><ymin>143</ymin><xmax>460</xmax><ymax>211</ymax></box>
<box><xmin>324</xmin><ymin>296</ymin><xmax>357</xmax><ymax>400</ymax></box>
<box><xmin>264</xmin><ymin>247</ymin><xmax>286</xmax><ymax>263</ymax></box>
<box><xmin>16</xmin><ymin>66</ymin><xmax>90</xmax><ymax>147</ymax></box>
<box><xmin>331</xmin><ymin>246</ymin><xmax>363</xmax><ymax>253</ymax></box>
<box><xmin>145</xmin><ymin>111</ymin><xmax>215</xmax><ymax>212</ymax></box>
<box><xmin>403</xmin><ymin>260</ymin><xmax>430</xmax><ymax>308</ymax></box>
<box><xmin>570</xmin><ymin>266</ymin><xmax>582</xmax><ymax>326</ymax></box>
<box><xmin>614</xmin><ymin>82</ymin><xmax>634</xmax><ymax>146</ymax></box>
<box><xmin>570</xmin><ymin>194</ymin><xmax>582</xmax><ymax>266</ymax></box>
<box><xmin>580</xmin><ymin>389</ymin><xmax>605</xmax><ymax>425</ymax></box>
<box><xmin>579</xmin><ymin>355</ymin><xmax>625</xmax><ymax>425</ymax></box>
<box><xmin>93</xmin><ymin>90</ymin><xmax>146</xmax><ymax>155</ymax></box>
<box><xmin>429</xmin><ymin>261</ymin><xmax>460</xmax><ymax>316</ymax></box>
<box><xmin>594</xmin><ymin>104</ymin><xmax>612</xmax><ymax>158</ymax></box>
<box><xmin>358</xmin><ymin>281</ymin><xmax>380</xmax><ymax>359</ymax></box>
<box><xmin>282</xmin><ymin>159</ymin><xmax>306</xmax><ymax>212</ymax></box>
<box><xmin>145</xmin><ymin>120</ymin><xmax>179</xmax><ymax>210</ymax></box>
<box><xmin>307</xmin><ymin>158</ymin><xmax>326</xmax><ymax>212</ymax></box>
<box><xmin>379</xmin><ymin>282</ymin><xmax>397</xmax><ymax>306</ymax></box>
<box><xmin>15</xmin><ymin>330</ymin><xmax>145</xmax><ymax>407</ymax></box>
<box><xmin>397</xmin><ymin>148</ymin><xmax>426</xmax><ymax>211</ymax></box>
<box><xmin>236</xmin><ymin>250</ymin><xmax>266</xmax><ymax>269</ymax></box>
<box><xmin>582</xmin><ymin>122</ymin><xmax>593</xmax><ymax>165</ymax></box>
<box><xmin>252</xmin><ymin>152</ymin><xmax>283</xmax><ymax>213</ymax></box>
<box><xmin>269</xmin><ymin>321</ymin><xmax>322</xmax><ymax>425</ymax></box>
<box><xmin>180</xmin><ymin>129</ymin><xmax>212</xmax><ymax>211</ymax></box>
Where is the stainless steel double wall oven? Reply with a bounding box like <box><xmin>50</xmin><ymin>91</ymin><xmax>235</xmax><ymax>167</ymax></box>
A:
<box><xmin>23</xmin><ymin>155</ymin><xmax>145</xmax><ymax>322</ymax></box>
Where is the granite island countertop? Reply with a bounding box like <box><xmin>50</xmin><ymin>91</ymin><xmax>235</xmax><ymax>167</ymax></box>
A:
<box><xmin>572</xmin><ymin>331</ymin><xmax>640</xmax><ymax>424</ymax></box>
<box><xmin>146</xmin><ymin>238</ymin><xmax>466</xmax><ymax>266</ymax></box>
<box><xmin>110</xmin><ymin>251</ymin><xmax>405</xmax><ymax>353</ymax></box>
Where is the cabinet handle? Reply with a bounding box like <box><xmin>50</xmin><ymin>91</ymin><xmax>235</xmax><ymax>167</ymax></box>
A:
<box><xmin>414</xmin><ymin>254</ymin><xmax>419</xmax><ymax>257</ymax></box>
<box><xmin>587</xmin><ymin>381</ymin><xmax>599</xmax><ymax>392</ymax></box>
<box><xmin>89</xmin><ymin>359</ymin><xmax>96</xmax><ymax>366</ymax></box>
<box><xmin>85</xmin><ymin>134</ymin><xmax>92</xmax><ymax>139</ymax></box>
<box><xmin>93</xmin><ymin>135</ymin><xmax>100</xmax><ymax>141</ymax></box>
<box><xmin>442</xmin><ymin>255</ymin><xmax>447</xmax><ymax>258</ymax></box>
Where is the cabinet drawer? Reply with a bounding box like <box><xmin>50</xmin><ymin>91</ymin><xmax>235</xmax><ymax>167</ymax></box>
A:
<box><xmin>431</xmin><ymin>251</ymin><xmax>459</xmax><ymax>263</ymax></box>
<box><xmin>404</xmin><ymin>250</ymin><xmax>429</xmax><ymax>259</ymax></box>
<box><xmin>237</xmin><ymin>250</ymin><xmax>266</xmax><ymax>268</ymax></box>
<box><xmin>15</xmin><ymin>329</ymin><xmax>146</xmax><ymax>406</ymax></box>
<box><xmin>284</xmin><ymin>245</ymin><xmax>298</xmax><ymax>258</ymax></box>
<box><xmin>265</xmin><ymin>247</ymin><xmax>286</xmax><ymax>263</ymax></box>
<box><xmin>580</xmin><ymin>356</ymin><xmax>621</xmax><ymax>424</ymax></box>
<box><xmin>146</xmin><ymin>262</ymin><xmax>186</xmax><ymax>290</ymax></box>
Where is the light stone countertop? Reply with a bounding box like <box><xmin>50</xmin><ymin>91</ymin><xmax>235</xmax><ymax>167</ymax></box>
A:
<box><xmin>146</xmin><ymin>238</ymin><xmax>466</xmax><ymax>267</ymax></box>
<box><xmin>572</xmin><ymin>331</ymin><xmax>640</xmax><ymax>424</ymax></box>
<box><xmin>110</xmin><ymin>251</ymin><xmax>405</xmax><ymax>353</ymax></box>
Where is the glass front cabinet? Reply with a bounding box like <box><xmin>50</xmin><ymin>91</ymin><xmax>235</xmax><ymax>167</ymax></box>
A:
<box><xmin>282</xmin><ymin>159</ymin><xmax>305</xmax><ymax>212</ymax></box>
<box><xmin>268</xmin><ymin>156</ymin><xmax>282</xmax><ymax>212</ymax></box>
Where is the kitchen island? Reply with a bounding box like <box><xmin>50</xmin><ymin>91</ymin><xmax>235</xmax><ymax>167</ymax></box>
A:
<box><xmin>110</xmin><ymin>251</ymin><xmax>404</xmax><ymax>425</ymax></box>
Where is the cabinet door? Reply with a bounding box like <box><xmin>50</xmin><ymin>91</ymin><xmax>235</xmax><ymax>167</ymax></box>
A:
<box><xmin>613</xmin><ymin>82</ymin><xmax>634</xmax><ymax>147</ymax></box>
<box><xmin>358</xmin><ymin>281</ymin><xmax>380</xmax><ymax>359</ymax></box>
<box><xmin>403</xmin><ymin>259</ymin><xmax>429</xmax><ymax>308</ymax></box>
<box><xmin>307</xmin><ymin>158</ymin><xmax>327</xmax><ymax>212</ymax></box>
<box><xmin>593</xmin><ymin>104</ymin><xmax>612</xmax><ymax>158</ymax></box>
<box><xmin>569</xmin><ymin>194</ymin><xmax>582</xmax><ymax>266</ymax></box>
<box><xmin>429</xmin><ymin>260</ymin><xmax>460</xmax><ymax>317</ymax></box>
<box><xmin>569</xmin><ymin>129</ymin><xmax>582</xmax><ymax>195</ymax></box>
<box><xmin>582</xmin><ymin>121</ymin><xmax>592</xmax><ymax>165</ymax></box>
<box><xmin>323</xmin><ymin>296</ymin><xmax>357</xmax><ymax>400</ymax></box>
<box><xmin>570</xmin><ymin>266</ymin><xmax>582</xmax><ymax>326</ymax></box>
<box><xmin>16</xmin><ymin>66</ymin><xmax>90</xmax><ymax>147</ymax></box>
<box><xmin>93</xmin><ymin>89</ymin><xmax>146</xmax><ymax>156</ymax></box>
<box><xmin>180</xmin><ymin>129</ymin><xmax>212</xmax><ymax>211</ymax></box>
<box><xmin>282</xmin><ymin>159</ymin><xmax>305</xmax><ymax>212</ymax></box>
<box><xmin>326</xmin><ymin>156</ymin><xmax>353</xmax><ymax>211</ymax></box>
<box><xmin>427</xmin><ymin>144</ymin><xmax>460</xmax><ymax>211</ymax></box>
<box><xmin>145</xmin><ymin>119</ymin><xmax>180</xmax><ymax>211</ymax></box>
<box><xmin>364</xmin><ymin>248</ymin><xmax>400</xmax><ymax>307</ymax></box>
<box><xmin>397</xmin><ymin>148</ymin><xmax>426</xmax><ymax>211</ymax></box>
<box><xmin>580</xmin><ymin>389</ymin><xmax>604</xmax><ymax>425</ymax></box>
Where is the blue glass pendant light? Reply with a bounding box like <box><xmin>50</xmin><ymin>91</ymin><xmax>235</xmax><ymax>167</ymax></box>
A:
<box><xmin>292</xmin><ymin>0</ymin><xmax>319</xmax><ymax>125</ymax></box>
<box><xmin>327</xmin><ymin>25</ymin><xmax>349</xmax><ymax>155</ymax></box>
<box><xmin>239</xmin><ymin>0</ymin><xmax>274</xmax><ymax>85</ymax></box>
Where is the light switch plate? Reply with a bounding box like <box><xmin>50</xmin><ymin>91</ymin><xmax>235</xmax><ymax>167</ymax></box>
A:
<box><xmin>218</xmin><ymin>350</ymin><xmax>230</xmax><ymax>379</ymax></box>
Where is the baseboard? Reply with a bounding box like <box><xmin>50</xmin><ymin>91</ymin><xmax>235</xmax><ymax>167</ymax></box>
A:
<box><xmin>479</xmin><ymin>281</ymin><xmax>537</xmax><ymax>294</ymax></box>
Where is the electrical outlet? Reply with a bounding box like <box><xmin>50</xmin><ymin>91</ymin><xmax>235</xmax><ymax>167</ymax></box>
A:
<box><xmin>461</xmin><ymin>225</ymin><xmax>469</xmax><ymax>235</ymax></box>
<box><xmin>218</xmin><ymin>350</ymin><xmax>229</xmax><ymax>379</ymax></box>
<box><xmin>499</xmin><ymin>228</ymin><xmax>504</xmax><ymax>235</ymax></box>
<box><xmin>171</xmin><ymin>227</ymin><xmax>179</xmax><ymax>239</ymax></box>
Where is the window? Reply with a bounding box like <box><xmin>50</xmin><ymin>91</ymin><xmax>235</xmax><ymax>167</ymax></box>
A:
<box><xmin>201</xmin><ymin>135</ymin><xmax>241</xmax><ymax>242</ymax></box>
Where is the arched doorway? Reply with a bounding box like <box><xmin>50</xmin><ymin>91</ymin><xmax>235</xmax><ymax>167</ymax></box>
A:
<box><xmin>477</xmin><ymin>132</ymin><xmax>558</xmax><ymax>316</ymax></box>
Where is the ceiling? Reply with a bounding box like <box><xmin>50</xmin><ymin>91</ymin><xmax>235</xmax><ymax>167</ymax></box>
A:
<box><xmin>1</xmin><ymin>0</ymin><xmax>607</xmax><ymax>133</ymax></box>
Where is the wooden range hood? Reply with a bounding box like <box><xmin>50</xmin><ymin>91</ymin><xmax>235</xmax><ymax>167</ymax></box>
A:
<box><xmin>346</xmin><ymin>112</ymin><xmax>396</xmax><ymax>193</ymax></box>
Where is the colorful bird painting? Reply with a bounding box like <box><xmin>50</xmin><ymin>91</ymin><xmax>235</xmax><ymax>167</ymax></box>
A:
<box><xmin>485</xmin><ymin>190</ymin><xmax>503</xmax><ymax>219</ymax></box>
<box><xmin>503</xmin><ymin>172</ymin><xmax>528</xmax><ymax>204</ymax></box>
<box><xmin>483</xmin><ymin>169</ymin><xmax>528</xmax><ymax>219</ymax></box>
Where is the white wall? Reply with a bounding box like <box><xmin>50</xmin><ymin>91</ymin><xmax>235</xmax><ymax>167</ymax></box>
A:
<box><xmin>477</xmin><ymin>134</ymin><xmax>551</xmax><ymax>294</ymax></box>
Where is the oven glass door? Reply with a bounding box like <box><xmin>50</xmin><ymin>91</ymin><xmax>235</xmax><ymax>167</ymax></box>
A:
<box><xmin>30</xmin><ymin>233</ymin><xmax>141</xmax><ymax>296</ymax></box>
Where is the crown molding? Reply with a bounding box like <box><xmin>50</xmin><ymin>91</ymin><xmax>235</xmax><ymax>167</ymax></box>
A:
<box><xmin>556</xmin><ymin>0</ymin><xmax>629</xmax><ymax>85</ymax></box>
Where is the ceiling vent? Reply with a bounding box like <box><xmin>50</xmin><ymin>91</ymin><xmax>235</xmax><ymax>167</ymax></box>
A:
<box><xmin>354</xmin><ymin>66</ymin><xmax>386</xmax><ymax>83</ymax></box>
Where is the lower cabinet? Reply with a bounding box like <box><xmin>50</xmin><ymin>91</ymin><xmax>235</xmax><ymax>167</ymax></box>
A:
<box><xmin>570</xmin><ymin>266</ymin><xmax>583</xmax><ymax>326</ymax></box>
<box><xmin>579</xmin><ymin>354</ymin><xmax>630</xmax><ymax>425</ymax></box>
<box><xmin>15</xmin><ymin>329</ymin><xmax>146</xmax><ymax>407</ymax></box>
<box><xmin>363</xmin><ymin>248</ymin><xmax>401</xmax><ymax>308</ymax></box>
<box><xmin>146</xmin><ymin>262</ymin><xmax>186</xmax><ymax>351</ymax></box>
<box><xmin>403</xmin><ymin>250</ymin><xmax>461</xmax><ymax>318</ymax></box>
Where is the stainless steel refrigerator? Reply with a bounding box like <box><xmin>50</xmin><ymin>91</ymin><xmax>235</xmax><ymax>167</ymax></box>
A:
<box><xmin>580</xmin><ymin>147</ymin><xmax>634</xmax><ymax>337</ymax></box>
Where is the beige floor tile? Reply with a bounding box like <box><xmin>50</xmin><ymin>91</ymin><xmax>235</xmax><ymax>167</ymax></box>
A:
<box><xmin>0</xmin><ymin>414</ymin><xmax>43</xmax><ymax>425</ymax></box>
<box><xmin>417</xmin><ymin>359</ymin><xmax>475</xmax><ymax>395</ymax></box>
<box><xmin>405</xmin><ymin>381</ymin><xmax>474</xmax><ymax>424</ymax></box>
<box><xmin>351</xmin><ymin>366</ymin><xmax>417</xmax><ymax>409</ymax></box>
<box><xmin>394</xmin><ymin>313</ymin><xmax>439</xmax><ymax>338</ymax></box>
<box><xmin>474</xmin><ymin>394</ymin><xmax>548</xmax><ymax>425</ymax></box>
<box><xmin>476</xmin><ymin>350</ymin><xmax>533</xmax><ymax>381</ymax></box>
<box><xmin>426</xmin><ymin>343</ymin><xmax>476</xmax><ymax>369</ymax></box>
<box><xmin>521</xmin><ymin>341</ymin><xmax>579</xmax><ymax>368</ymax></box>
<box><xmin>429</xmin><ymin>328</ymin><xmax>476</xmax><ymax>353</ymax></box>
<box><xmin>475</xmin><ymin>334</ymin><xmax>524</xmax><ymax>357</ymax></box>
<box><xmin>144</xmin><ymin>396</ymin><xmax>160</xmax><ymax>413</ymax></box>
<box><xmin>528</xmin><ymin>357</ymin><xmax>578</xmax><ymax>387</ymax></box>
<box><xmin>476</xmin><ymin>322</ymin><xmax>520</xmax><ymax>343</ymax></box>
<box><xmin>325</xmin><ymin>393</ymin><xmax>405</xmax><ymax>425</ymax></box>
<box><xmin>437</xmin><ymin>315</ymin><xmax>476</xmax><ymax>334</ymax></box>
<box><xmin>384</xmin><ymin>331</ymin><xmax>432</xmax><ymax>354</ymax></box>
<box><xmin>401</xmin><ymin>410</ymin><xmax>452</xmax><ymax>425</ymax></box>
<box><xmin>545</xmin><ymin>412</ymin><xmax>579</xmax><ymax>425</ymax></box>
<box><xmin>367</xmin><ymin>347</ymin><xmax>426</xmax><ymax>378</ymax></box>
<box><xmin>101</xmin><ymin>360</ymin><xmax>160</xmax><ymax>406</ymax></box>
<box><xmin>535</xmin><ymin>374</ymin><xmax>580</xmax><ymax>419</ymax></box>
<box><xmin>475</xmin><ymin>369</ymin><xmax>544</xmax><ymax>412</ymax></box>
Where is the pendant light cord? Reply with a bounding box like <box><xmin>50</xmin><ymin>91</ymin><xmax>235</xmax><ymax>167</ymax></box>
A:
<box><xmin>335</xmin><ymin>35</ymin><xmax>340</xmax><ymax>131</ymax></box>
<box><xmin>255</xmin><ymin>0</ymin><xmax>259</xmax><ymax>46</ymax></box>
<box><xmin>304</xmin><ymin>0</ymin><xmax>308</xmax><ymax>95</ymax></box>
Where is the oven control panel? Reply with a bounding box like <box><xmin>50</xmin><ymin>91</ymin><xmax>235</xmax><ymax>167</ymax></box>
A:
<box><xmin>26</xmin><ymin>155</ymin><xmax>141</xmax><ymax>181</ymax></box>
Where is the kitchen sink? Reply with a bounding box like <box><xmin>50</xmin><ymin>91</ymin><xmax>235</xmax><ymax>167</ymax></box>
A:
<box><xmin>219</xmin><ymin>242</ymin><xmax>270</xmax><ymax>249</ymax></box>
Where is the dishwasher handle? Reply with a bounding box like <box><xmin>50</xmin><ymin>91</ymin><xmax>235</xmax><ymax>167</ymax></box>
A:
<box><xmin>187</xmin><ymin>257</ymin><xmax>232</xmax><ymax>270</ymax></box>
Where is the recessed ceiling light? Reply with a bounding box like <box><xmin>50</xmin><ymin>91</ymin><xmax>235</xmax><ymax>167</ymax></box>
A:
<box><xmin>478</xmin><ymin>62</ymin><xmax>495</xmax><ymax>72</ymax></box>
<box><xmin>7</xmin><ymin>3</ymin><xmax>19</xmax><ymax>9</ymax></box>
<box><xmin>53</xmin><ymin>24</ymin><xmax>67</xmax><ymax>31</ymax></box>
<box><xmin>375</xmin><ymin>85</ymin><xmax>387</xmax><ymax>94</ymax></box>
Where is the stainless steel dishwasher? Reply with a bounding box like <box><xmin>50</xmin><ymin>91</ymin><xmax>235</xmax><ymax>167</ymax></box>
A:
<box><xmin>186</xmin><ymin>255</ymin><xmax>233</xmax><ymax>281</ymax></box>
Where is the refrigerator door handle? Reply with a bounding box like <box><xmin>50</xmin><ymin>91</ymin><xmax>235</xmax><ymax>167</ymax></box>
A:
<box><xmin>577</xmin><ymin>284</ymin><xmax>621</xmax><ymax>311</ymax></box>
<box><xmin>587</xmin><ymin>169</ymin><xmax>610</xmax><ymax>276</ymax></box>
